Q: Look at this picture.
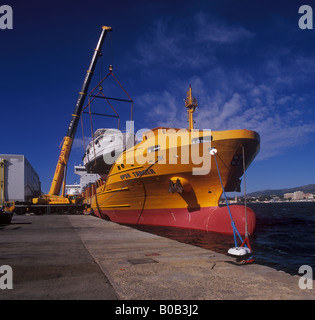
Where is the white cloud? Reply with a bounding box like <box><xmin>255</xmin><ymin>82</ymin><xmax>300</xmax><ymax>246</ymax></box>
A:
<box><xmin>130</xmin><ymin>12</ymin><xmax>315</xmax><ymax>162</ymax></box>
<box><xmin>193</xmin><ymin>81</ymin><xmax>315</xmax><ymax>160</ymax></box>
<box><xmin>194</xmin><ymin>12</ymin><xmax>253</xmax><ymax>43</ymax></box>
<box><xmin>72</xmin><ymin>135</ymin><xmax>92</xmax><ymax>149</ymax></box>
<box><xmin>136</xmin><ymin>90</ymin><xmax>183</xmax><ymax>128</ymax></box>
<box><xmin>135</xmin><ymin>76</ymin><xmax>315</xmax><ymax>161</ymax></box>
<box><xmin>132</xmin><ymin>13</ymin><xmax>252</xmax><ymax>70</ymax></box>
<box><xmin>133</xmin><ymin>19</ymin><xmax>210</xmax><ymax>69</ymax></box>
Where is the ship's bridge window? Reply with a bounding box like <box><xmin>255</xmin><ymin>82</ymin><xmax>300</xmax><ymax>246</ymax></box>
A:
<box><xmin>148</xmin><ymin>145</ymin><xmax>160</xmax><ymax>153</ymax></box>
<box><xmin>192</xmin><ymin>135</ymin><xmax>213</xmax><ymax>144</ymax></box>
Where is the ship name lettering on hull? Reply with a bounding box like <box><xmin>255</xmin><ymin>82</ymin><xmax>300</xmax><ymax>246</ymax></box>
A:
<box><xmin>120</xmin><ymin>169</ymin><xmax>156</xmax><ymax>180</ymax></box>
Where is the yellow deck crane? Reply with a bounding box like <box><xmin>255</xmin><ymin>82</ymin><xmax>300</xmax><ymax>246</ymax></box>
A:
<box><xmin>28</xmin><ymin>26</ymin><xmax>112</xmax><ymax>214</ymax></box>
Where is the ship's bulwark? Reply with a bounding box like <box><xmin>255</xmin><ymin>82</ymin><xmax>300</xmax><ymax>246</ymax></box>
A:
<box><xmin>83</xmin><ymin>128</ymin><xmax>260</xmax><ymax>235</ymax></box>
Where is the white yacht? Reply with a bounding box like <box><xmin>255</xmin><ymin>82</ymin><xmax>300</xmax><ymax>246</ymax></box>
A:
<box><xmin>83</xmin><ymin>128</ymin><xmax>135</xmax><ymax>174</ymax></box>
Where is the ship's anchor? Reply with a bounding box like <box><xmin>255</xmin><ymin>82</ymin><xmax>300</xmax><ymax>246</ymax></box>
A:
<box><xmin>168</xmin><ymin>178</ymin><xmax>184</xmax><ymax>194</ymax></box>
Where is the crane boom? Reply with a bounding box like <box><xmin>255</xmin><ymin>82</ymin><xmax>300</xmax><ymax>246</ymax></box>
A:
<box><xmin>48</xmin><ymin>26</ymin><xmax>112</xmax><ymax>197</ymax></box>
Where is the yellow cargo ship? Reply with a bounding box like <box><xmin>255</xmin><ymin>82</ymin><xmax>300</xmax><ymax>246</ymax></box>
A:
<box><xmin>83</xmin><ymin>86</ymin><xmax>260</xmax><ymax>235</ymax></box>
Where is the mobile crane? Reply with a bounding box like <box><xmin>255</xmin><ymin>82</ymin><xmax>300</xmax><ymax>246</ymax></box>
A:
<box><xmin>17</xmin><ymin>26</ymin><xmax>112</xmax><ymax>215</ymax></box>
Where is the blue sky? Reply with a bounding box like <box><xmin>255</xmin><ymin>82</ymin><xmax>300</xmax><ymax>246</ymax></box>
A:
<box><xmin>1</xmin><ymin>0</ymin><xmax>315</xmax><ymax>194</ymax></box>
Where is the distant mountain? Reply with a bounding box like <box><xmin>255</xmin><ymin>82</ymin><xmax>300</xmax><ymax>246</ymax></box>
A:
<box><xmin>247</xmin><ymin>184</ymin><xmax>315</xmax><ymax>197</ymax></box>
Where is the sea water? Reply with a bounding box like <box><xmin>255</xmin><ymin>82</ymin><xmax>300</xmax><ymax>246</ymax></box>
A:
<box><xmin>131</xmin><ymin>202</ymin><xmax>315</xmax><ymax>275</ymax></box>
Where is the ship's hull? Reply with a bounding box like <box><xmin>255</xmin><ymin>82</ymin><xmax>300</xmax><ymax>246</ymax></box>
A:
<box><xmin>91</xmin><ymin>205</ymin><xmax>256</xmax><ymax>235</ymax></box>
<box><xmin>84</xmin><ymin>153</ymin><xmax>112</xmax><ymax>174</ymax></box>
<box><xmin>83</xmin><ymin>128</ymin><xmax>260</xmax><ymax>235</ymax></box>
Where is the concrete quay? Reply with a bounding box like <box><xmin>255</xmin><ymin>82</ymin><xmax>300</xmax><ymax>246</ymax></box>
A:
<box><xmin>0</xmin><ymin>214</ymin><xmax>314</xmax><ymax>300</ymax></box>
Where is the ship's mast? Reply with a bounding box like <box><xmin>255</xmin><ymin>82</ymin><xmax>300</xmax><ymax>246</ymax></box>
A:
<box><xmin>185</xmin><ymin>85</ymin><xmax>198</xmax><ymax>130</ymax></box>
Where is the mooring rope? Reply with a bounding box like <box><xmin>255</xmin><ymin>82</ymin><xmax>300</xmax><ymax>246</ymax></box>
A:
<box><xmin>211</xmin><ymin>147</ymin><xmax>255</xmax><ymax>263</ymax></box>
<box><xmin>210</xmin><ymin>148</ymin><xmax>243</xmax><ymax>247</ymax></box>
<box><xmin>242</xmin><ymin>145</ymin><xmax>249</xmax><ymax>238</ymax></box>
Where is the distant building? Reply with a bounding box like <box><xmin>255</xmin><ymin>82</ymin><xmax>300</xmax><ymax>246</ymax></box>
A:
<box><xmin>293</xmin><ymin>191</ymin><xmax>305</xmax><ymax>200</ymax></box>
<box><xmin>284</xmin><ymin>193</ymin><xmax>294</xmax><ymax>200</ymax></box>
<box><xmin>284</xmin><ymin>191</ymin><xmax>305</xmax><ymax>200</ymax></box>
<box><xmin>64</xmin><ymin>183</ymin><xmax>81</xmax><ymax>196</ymax></box>
<box><xmin>0</xmin><ymin>154</ymin><xmax>41</xmax><ymax>202</ymax></box>
<box><xmin>65</xmin><ymin>165</ymin><xmax>100</xmax><ymax>195</ymax></box>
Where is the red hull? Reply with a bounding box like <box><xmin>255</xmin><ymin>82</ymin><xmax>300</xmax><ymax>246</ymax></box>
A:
<box><xmin>92</xmin><ymin>204</ymin><xmax>256</xmax><ymax>235</ymax></box>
